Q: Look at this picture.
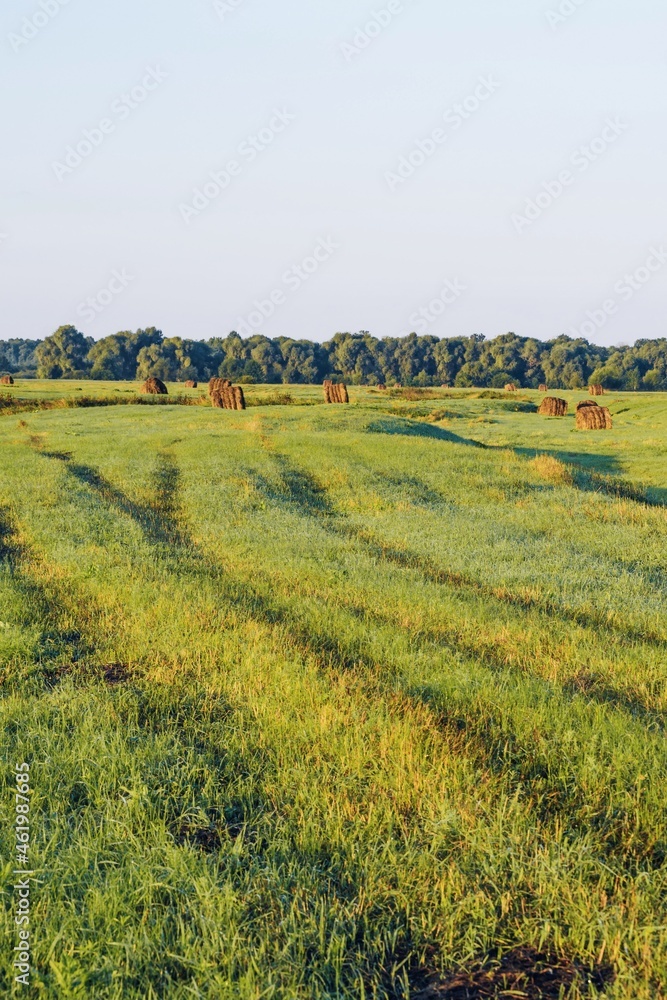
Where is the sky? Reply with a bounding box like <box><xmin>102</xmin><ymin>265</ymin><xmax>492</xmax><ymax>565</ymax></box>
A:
<box><xmin>1</xmin><ymin>0</ymin><xmax>666</xmax><ymax>347</ymax></box>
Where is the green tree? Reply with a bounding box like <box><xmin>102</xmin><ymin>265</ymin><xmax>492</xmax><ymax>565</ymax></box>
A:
<box><xmin>35</xmin><ymin>326</ymin><xmax>91</xmax><ymax>378</ymax></box>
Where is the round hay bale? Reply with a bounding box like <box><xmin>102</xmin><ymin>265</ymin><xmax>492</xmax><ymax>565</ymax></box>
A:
<box><xmin>1</xmin><ymin>374</ymin><xmax>14</xmax><ymax>385</ymax></box>
<box><xmin>538</xmin><ymin>383</ymin><xmax>548</xmax><ymax>393</ymax></box>
<box><xmin>576</xmin><ymin>400</ymin><xmax>598</xmax><ymax>412</ymax></box>
<box><xmin>377</xmin><ymin>384</ymin><xmax>387</xmax><ymax>390</ymax></box>
<box><xmin>140</xmin><ymin>377</ymin><xmax>168</xmax><ymax>395</ymax></box>
<box><xmin>538</xmin><ymin>396</ymin><xmax>567</xmax><ymax>417</ymax></box>
<box><xmin>505</xmin><ymin>383</ymin><xmax>517</xmax><ymax>392</ymax></box>
<box><xmin>184</xmin><ymin>380</ymin><xmax>197</xmax><ymax>388</ymax></box>
<box><xmin>589</xmin><ymin>384</ymin><xmax>605</xmax><ymax>396</ymax></box>
<box><xmin>576</xmin><ymin>405</ymin><xmax>612</xmax><ymax>430</ymax></box>
<box><xmin>211</xmin><ymin>390</ymin><xmax>223</xmax><ymax>409</ymax></box>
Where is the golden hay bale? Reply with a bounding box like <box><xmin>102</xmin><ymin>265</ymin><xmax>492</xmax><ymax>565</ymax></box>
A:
<box><xmin>1</xmin><ymin>374</ymin><xmax>14</xmax><ymax>385</ymax></box>
<box><xmin>140</xmin><ymin>377</ymin><xmax>168</xmax><ymax>395</ymax></box>
<box><xmin>208</xmin><ymin>377</ymin><xmax>231</xmax><ymax>396</ymax></box>
<box><xmin>576</xmin><ymin>400</ymin><xmax>598</xmax><ymax>412</ymax></box>
<box><xmin>211</xmin><ymin>384</ymin><xmax>246</xmax><ymax>410</ymax></box>
<box><xmin>505</xmin><ymin>383</ymin><xmax>517</xmax><ymax>392</ymax></box>
<box><xmin>538</xmin><ymin>396</ymin><xmax>567</xmax><ymax>417</ymax></box>
<box><xmin>589</xmin><ymin>384</ymin><xmax>605</xmax><ymax>396</ymax></box>
<box><xmin>377</xmin><ymin>384</ymin><xmax>387</xmax><ymax>390</ymax></box>
<box><xmin>538</xmin><ymin>384</ymin><xmax>548</xmax><ymax>393</ymax></box>
<box><xmin>324</xmin><ymin>380</ymin><xmax>348</xmax><ymax>403</ymax></box>
<box><xmin>184</xmin><ymin>380</ymin><xmax>198</xmax><ymax>388</ymax></box>
<box><xmin>576</xmin><ymin>405</ymin><xmax>612</xmax><ymax>430</ymax></box>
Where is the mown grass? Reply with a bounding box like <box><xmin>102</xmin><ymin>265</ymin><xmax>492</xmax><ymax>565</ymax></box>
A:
<box><xmin>0</xmin><ymin>386</ymin><xmax>666</xmax><ymax>998</ymax></box>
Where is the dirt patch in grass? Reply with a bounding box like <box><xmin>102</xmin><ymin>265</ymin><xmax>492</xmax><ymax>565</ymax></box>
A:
<box><xmin>175</xmin><ymin>822</ymin><xmax>222</xmax><ymax>853</ymax></box>
<box><xmin>101</xmin><ymin>663</ymin><xmax>132</xmax><ymax>686</ymax></box>
<box><xmin>412</xmin><ymin>946</ymin><xmax>614</xmax><ymax>999</ymax></box>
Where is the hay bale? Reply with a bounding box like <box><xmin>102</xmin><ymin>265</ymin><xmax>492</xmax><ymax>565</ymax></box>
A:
<box><xmin>323</xmin><ymin>380</ymin><xmax>348</xmax><ymax>403</ymax></box>
<box><xmin>576</xmin><ymin>400</ymin><xmax>598</xmax><ymax>412</ymax></box>
<box><xmin>140</xmin><ymin>377</ymin><xmax>168</xmax><ymax>395</ymax></box>
<box><xmin>538</xmin><ymin>384</ymin><xmax>548</xmax><ymax>393</ymax></box>
<box><xmin>1</xmin><ymin>374</ymin><xmax>14</xmax><ymax>385</ymax></box>
<box><xmin>576</xmin><ymin>405</ymin><xmax>612</xmax><ymax>430</ymax></box>
<box><xmin>505</xmin><ymin>383</ymin><xmax>517</xmax><ymax>392</ymax></box>
<box><xmin>209</xmin><ymin>378</ymin><xmax>231</xmax><ymax>396</ymax></box>
<box><xmin>538</xmin><ymin>396</ymin><xmax>567</xmax><ymax>417</ymax></box>
<box><xmin>184</xmin><ymin>380</ymin><xmax>198</xmax><ymax>388</ymax></box>
<box><xmin>589</xmin><ymin>384</ymin><xmax>605</xmax><ymax>396</ymax></box>
<box><xmin>211</xmin><ymin>383</ymin><xmax>246</xmax><ymax>410</ymax></box>
<box><xmin>377</xmin><ymin>384</ymin><xmax>386</xmax><ymax>390</ymax></box>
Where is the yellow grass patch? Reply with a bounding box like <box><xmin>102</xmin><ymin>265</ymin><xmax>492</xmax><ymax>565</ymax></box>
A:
<box><xmin>530</xmin><ymin>454</ymin><xmax>573</xmax><ymax>484</ymax></box>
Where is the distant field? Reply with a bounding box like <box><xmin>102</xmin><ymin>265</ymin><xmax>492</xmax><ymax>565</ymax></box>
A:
<box><xmin>1</xmin><ymin>385</ymin><xmax>666</xmax><ymax>998</ymax></box>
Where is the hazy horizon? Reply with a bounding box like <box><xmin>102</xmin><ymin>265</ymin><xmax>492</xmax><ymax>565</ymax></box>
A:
<box><xmin>1</xmin><ymin>0</ymin><xmax>665</xmax><ymax>347</ymax></box>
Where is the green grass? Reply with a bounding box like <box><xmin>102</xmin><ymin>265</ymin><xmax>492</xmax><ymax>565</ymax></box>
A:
<box><xmin>1</xmin><ymin>385</ymin><xmax>666</xmax><ymax>998</ymax></box>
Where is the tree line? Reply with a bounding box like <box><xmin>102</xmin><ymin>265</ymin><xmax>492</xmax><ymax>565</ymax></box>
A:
<box><xmin>2</xmin><ymin>325</ymin><xmax>667</xmax><ymax>390</ymax></box>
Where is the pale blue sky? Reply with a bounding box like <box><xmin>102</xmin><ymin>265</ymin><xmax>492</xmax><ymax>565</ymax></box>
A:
<box><xmin>1</xmin><ymin>0</ymin><xmax>665</xmax><ymax>345</ymax></box>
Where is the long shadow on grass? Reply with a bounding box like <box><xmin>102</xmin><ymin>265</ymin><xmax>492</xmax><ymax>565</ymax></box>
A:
<box><xmin>0</xmin><ymin>505</ymin><xmax>91</xmax><ymax>676</ymax></box>
<box><xmin>263</xmin><ymin>454</ymin><xmax>667</xmax><ymax>651</ymax></box>
<box><xmin>361</xmin><ymin>426</ymin><xmax>667</xmax><ymax>594</ymax></box>
<box><xmin>42</xmin><ymin>451</ymin><xmax>362</xmax><ymax>672</ymax></box>
<box><xmin>40</xmin><ymin>451</ymin><xmax>667</xmax><ymax>869</ymax></box>
<box><xmin>367</xmin><ymin>415</ymin><xmax>667</xmax><ymax>508</ymax></box>
<box><xmin>44</xmin><ymin>451</ymin><xmax>189</xmax><ymax>550</ymax></box>
<box><xmin>366</xmin><ymin>416</ymin><xmax>488</xmax><ymax>448</ymax></box>
<box><xmin>252</xmin><ymin>455</ymin><xmax>667</xmax><ymax>734</ymax></box>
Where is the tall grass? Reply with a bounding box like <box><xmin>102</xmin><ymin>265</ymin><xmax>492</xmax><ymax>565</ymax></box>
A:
<box><xmin>0</xmin><ymin>388</ymin><xmax>666</xmax><ymax>997</ymax></box>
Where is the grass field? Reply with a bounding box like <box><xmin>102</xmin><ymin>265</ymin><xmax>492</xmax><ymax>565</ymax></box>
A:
<box><xmin>1</xmin><ymin>384</ymin><xmax>666</xmax><ymax>998</ymax></box>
